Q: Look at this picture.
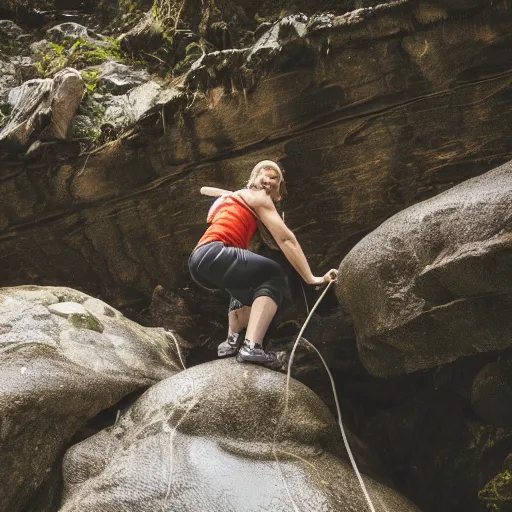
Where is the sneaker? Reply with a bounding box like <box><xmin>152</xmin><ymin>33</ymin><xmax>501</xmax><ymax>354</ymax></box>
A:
<box><xmin>217</xmin><ymin>330</ymin><xmax>244</xmax><ymax>358</ymax></box>
<box><xmin>236</xmin><ymin>340</ymin><xmax>284</xmax><ymax>370</ymax></box>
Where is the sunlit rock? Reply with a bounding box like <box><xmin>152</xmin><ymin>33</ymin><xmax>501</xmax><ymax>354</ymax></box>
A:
<box><xmin>337</xmin><ymin>159</ymin><xmax>512</xmax><ymax>377</ymax></box>
<box><xmin>60</xmin><ymin>359</ymin><xmax>420</xmax><ymax>512</ymax></box>
<box><xmin>0</xmin><ymin>285</ymin><xmax>183</xmax><ymax>512</ymax></box>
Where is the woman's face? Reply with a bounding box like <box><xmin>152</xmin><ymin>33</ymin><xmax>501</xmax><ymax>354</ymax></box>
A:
<box><xmin>255</xmin><ymin>168</ymin><xmax>282</xmax><ymax>201</ymax></box>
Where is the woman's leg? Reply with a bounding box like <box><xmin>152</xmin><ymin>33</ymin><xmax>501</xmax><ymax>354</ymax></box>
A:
<box><xmin>245</xmin><ymin>296</ymin><xmax>277</xmax><ymax>344</ymax></box>
<box><xmin>191</xmin><ymin>244</ymin><xmax>286</xmax><ymax>366</ymax></box>
<box><xmin>218</xmin><ymin>299</ymin><xmax>251</xmax><ymax>357</ymax></box>
<box><xmin>228</xmin><ymin>305</ymin><xmax>251</xmax><ymax>335</ymax></box>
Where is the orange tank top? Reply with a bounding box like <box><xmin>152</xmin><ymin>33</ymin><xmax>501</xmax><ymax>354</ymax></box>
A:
<box><xmin>197</xmin><ymin>195</ymin><xmax>258</xmax><ymax>249</ymax></box>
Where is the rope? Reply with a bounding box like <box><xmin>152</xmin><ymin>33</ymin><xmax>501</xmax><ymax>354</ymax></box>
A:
<box><xmin>166</xmin><ymin>329</ymin><xmax>187</xmax><ymax>370</ymax></box>
<box><xmin>299</xmin><ymin>280</ymin><xmax>310</xmax><ymax>315</ymax></box>
<box><xmin>275</xmin><ymin>280</ymin><xmax>377</xmax><ymax>512</ymax></box>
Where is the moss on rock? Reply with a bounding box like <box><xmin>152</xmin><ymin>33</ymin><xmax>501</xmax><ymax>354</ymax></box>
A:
<box><xmin>35</xmin><ymin>36</ymin><xmax>123</xmax><ymax>78</ymax></box>
<box><xmin>68</xmin><ymin>312</ymin><xmax>105</xmax><ymax>333</ymax></box>
<box><xmin>479</xmin><ymin>470</ymin><xmax>512</xmax><ymax>511</ymax></box>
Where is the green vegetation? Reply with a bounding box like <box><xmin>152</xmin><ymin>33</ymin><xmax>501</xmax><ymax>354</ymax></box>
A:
<box><xmin>172</xmin><ymin>40</ymin><xmax>203</xmax><ymax>74</ymax></box>
<box><xmin>153</xmin><ymin>0</ymin><xmax>187</xmax><ymax>29</ymax></box>
<box><xmin>35</xmin><ymin>42</ymin><xmax>67</xmax><ymax>77</ymax></box>
<box><xmin>0</xmin><ymin>103</ymin><xmax>13</xmax><ymax>130</ymax></box>
<box><xmin>81</xmin><ymin>69</ymin><xmax>101</xmax><ymax>94</ymax></box>
<box><xmin>69</xmin><ymin>312</ymin><xmax>105</xmax><ymax>333</ymax></box>
<box><xmin>0</xmin><ymin>29</ymin><xmax>24</xmax><ymax>57</ymax></box>
<box><xmin>35</xmin><ymin>37</ymin><xmax>123</xmax><ymax>78</ymax></box>
<box><xmin>68</xmin><ymin>37</ymin><xmax>123</xmax><ymax>67</ymax></box>
<box><xmin>455</xmin><ymin>424</ymin><xmax>511</xmax><ymax>468</ymax></box>
<box><xmin>71</xmin><ymin>99</ymin><xmax>105</xmax><ymax>142</ymax></box>
<box><xmin>479</xmin><ymin>470</ymin><xmax>512</xmax><ymax>511</ymax></box>
<box><xmin>120</xmin><ymin>0</ymin><xmax>143</xmax><ymax>12</ymax></box>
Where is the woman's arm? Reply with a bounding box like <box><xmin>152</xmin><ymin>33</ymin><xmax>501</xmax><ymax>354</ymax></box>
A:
<box><xmin>200</xmin><ymin>186</ymin><xmax>233</xmax><ymax>197</ymax></box>
<box><xmin>254</xmin><ymin>197</ymin><xmax>336</xmax><ymax>285</ymax></box>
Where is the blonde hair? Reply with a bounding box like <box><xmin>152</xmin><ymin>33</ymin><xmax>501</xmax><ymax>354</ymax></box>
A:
<box><xmin>247</xmin><ymin>160</ymin><xmax>286</xmax><ymax>199</ymax></box>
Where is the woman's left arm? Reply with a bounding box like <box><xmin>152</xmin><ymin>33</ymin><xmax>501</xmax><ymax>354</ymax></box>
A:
<box><xmin>200</xmin><ymin>186</ymin><xmax>233</xmax><ymax>197</ymax></box>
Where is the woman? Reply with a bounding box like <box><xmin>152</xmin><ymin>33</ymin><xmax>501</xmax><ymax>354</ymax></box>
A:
<box><xmin>188</xmin><ymin>160</ymin><xmax>337</xmax><ymax>369</ymax></box>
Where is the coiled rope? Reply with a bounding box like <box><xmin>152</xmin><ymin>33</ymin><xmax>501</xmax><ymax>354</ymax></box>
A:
<box><xmin>273</xmin><ymin>280</ymin><xmax>377</xmax><ymax>512</ymax></box>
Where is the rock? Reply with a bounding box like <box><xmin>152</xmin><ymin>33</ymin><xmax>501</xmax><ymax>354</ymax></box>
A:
<box><xmin>47</xmin><ymin>301</ymin><xmax>88</xmax><ymax>317</ymax></box>
<box><xmin>100</xmin><ymin>81</ymin><xmax>183</xmax><ymax>131</ymax></box>
<box><xmin>254</xmin><ymin>21</ymin><xmax>273</xmax><ymax>40</ymax></box>
<box><xmin>0</xmin><ymin>59</ymin><xmax>18</xmax><ymax>104</ymax></box>
<box><xmin>0</xmin><ymin>19</ymin><xmax>23</xmax><ymax>39</ymax></box>
<box><xmin>30</xmin><ymin>39</ymin><xmax>52</xmax><ymax>60</ymax></box>
<box><xmin>0</xmin><ymin>285</ymin><xmax>183</xmax><ymax>512</ymax></box>
<box><xmin>0</xmin><ymin>77</ymin><xmax>53</xmax><ymax>149</ymax></box>
<box><xmin>12</xmin><ymin>56</ymin><xmax>38</xmax><ymax>82</ymax></box>
<box><xmin>187</xmin><ymin>48</ymin><xmax>249</xmax><ymax>90</ymax></box>
<box><xmin>60</xmin><ymin>359</ymin><xmax>420</xmax><ymax>512</ymax></box>
<box><xmin>47</xmin><ymin>23</ymin><xmax>90</xmax><ymax>45</ymax></box>
<box><xmin>337</xmin><ymin>159</ymin><xmax>512</xmax><ymax>377</ymax></box>
<box><xmin>1</xmin><ymin>2</ymin><xmax>512</xmax><ymax>344</ymax></box>
<box><xmin>96</xmin><ymin>61</ymin><xmax>151</xmax><ymax>95</ymax></box>
<box><xmin>247</xmin><ymin>13</ymin><xmax>308</xmax><ymax>65</ymax></box>
<box><xmin>0</xmin><ymin>67</ymin><xmax>83</xmax><ymax>150</ymax></box>
<box><xmin>46</xmin><ymin>22</ymin><xmax>112</xmax><ymax>48</ymax></box>
<box><xmin>118</xmin><ymin>10</ymin><xmax>164</xmax><ymax>54</ymax></box>
<box><xmin>50</xmin><ymin>68</ymin><xmax>85</xmax><ymax>139</ymax></box>
<box><xmin>71</xmin><ymin>79</ymin><xmax>184</xmax><ymax>142</ymax></box>
<box><xmin>472</xmin><ymin>359</ymin><xmax>512</xmax><ymax>428</ymax></box>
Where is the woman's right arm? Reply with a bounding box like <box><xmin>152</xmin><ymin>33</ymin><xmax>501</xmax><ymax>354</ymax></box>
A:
<box><xmin>200</xmin><ymin>186</ymin><xmax>232</xmax><ymax>197</ymax></box>
<box><xmin>255</xmin><ymin>198</ymin><xmax>336</xmax><ymax>285</ymax></box>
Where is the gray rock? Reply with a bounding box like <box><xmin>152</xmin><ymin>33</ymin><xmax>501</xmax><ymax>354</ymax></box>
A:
<box><xmin>60</xmin><ymin>358</ymin><xmax>420</xmax><ymax>512</ymax></box>
<box><xmin>47</xmin><ymin>301</ymin><xmax>87</xmax><ymax>317</ymax></box>
<box><xmin>0</xmin><ymin>67</ymin><xmax>84</xmax><ymax>150</ymax></box>
<box><xmin>47</xmin><ymin>22</ymin><xmax>89</xmax><ymax>45</ymax></box>
<box><xmin>0</xmin><ymin>59</ymin><xmax>18</xmax><ymax>105</ymax></box>
<box><xmin>0</xmin><ymin>20</ymin><xmax>23</xmax><ymax>38</ymax></box>
<box><xmin>30</xmin><ymin>39</ymin><xmax>52</xmax><ymax>60</ymax></box>
<box><xmin>118</xmin><ymin>10</ymin><xmax>163</xmax><ymax>53</ymax></box>
<box><xmin>46</xmin><ymin>23</ymin><xmax>111</xmax><ymax>48</ymax></box>
<box><xmin>187</xmin><ymin>48</ymin><xmax>248</xmax><ymax>89</ymax></box>
<box><xmin>248</xmin><ymin>14</ymin><xmax>308</xmax><ymax>65</ymax></box>
<box><xmin>96</xmin><ymin>61</ymin><xmax>151</xmax><ymax>95</ymax></box>
<box><xmin>1</xmin><ymin>77</ymin><xmax>53</xmax><ymax>148</ymax></box>
<box><xmin>100</xmin><ymin>81</ymin><xmax>182</xmax><ymax>131</ymax></box>
<box><xmin>337</xmin><ymin>159</ymin><xmax>512</xmax><ymax>377</ymax></box>
<box><xmin>50</xmin><ymin>67</ymin><xmax>85</xmax><ymax>139</ymax></box>
<box><xmin>0</xmin><ymin>285</ymin><xmax>183</xmax><ymax>512</ymax></box>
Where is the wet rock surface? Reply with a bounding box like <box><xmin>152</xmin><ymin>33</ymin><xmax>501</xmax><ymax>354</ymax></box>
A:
<box><xmin>60</xmin><ymin>358</ymin><xmax>420</xmax><ymax>512</ymax></box>
<box><xmin>0</xmin><ymin>285</ymin><xmax>183</xmax><ymax>512</ymax></box>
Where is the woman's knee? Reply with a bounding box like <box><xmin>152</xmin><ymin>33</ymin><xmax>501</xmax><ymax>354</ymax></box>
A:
<box><xmin>253</xmin><ymin>267</ymin><xmax>285</xmax><ymax>308</ymax></box>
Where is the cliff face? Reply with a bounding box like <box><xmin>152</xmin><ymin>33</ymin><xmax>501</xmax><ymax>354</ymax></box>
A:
<box><xmin>1</xmin><ymin>2</ymin><xmax>511</xmax><ymax>320</ymax></box>
<box><xmin>1</xmin><ymin>2</ymin><xmax>512</xmax><ymax>511</ymax></box>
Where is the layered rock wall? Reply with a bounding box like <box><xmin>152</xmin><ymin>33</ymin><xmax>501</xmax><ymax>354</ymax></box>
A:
<box><xmin>1</xmin><ymin>3</ymin><xmax>511</xmax><ymax>328</ymax></box>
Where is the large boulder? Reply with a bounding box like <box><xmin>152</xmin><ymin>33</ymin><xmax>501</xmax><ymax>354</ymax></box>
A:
<box><xmin>0</xmin><ymin>285</ymin><xmax>183</xmax><ymax>512</ymax></box>
<box><xmin>0</xmin><ymin>67</ymin><xmax>84</xmax><ymax>150</ymax></box>
<box><xmin>337</xmin><ymin>159</ymin><xmax>512</xmax><ymax>377</ymax></box>
<box><xmin>60</xmin><ymin>358</ymin><xmax>420</xmax><ymax>511</ymax></box>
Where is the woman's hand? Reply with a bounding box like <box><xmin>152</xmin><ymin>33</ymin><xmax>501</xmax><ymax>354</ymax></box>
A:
<box><xmin>311</xmin><ymin>269</ymin><xmax>338</xmax><ymax>286</ymax></box>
